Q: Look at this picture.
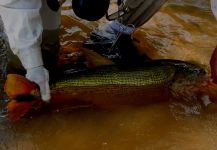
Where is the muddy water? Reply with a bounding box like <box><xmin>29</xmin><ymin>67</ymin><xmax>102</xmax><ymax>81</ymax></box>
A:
<box><xmin>133</xmin><ymin>0</ymin><xmax>217</xmax><ymax>72</ymax></box>
<box><xmin>1</xmin><ymin>104</ymin><xmax>217</xmax><ymax>150</ymax></box>
<box><xmin>1</xmin><ymin>0</ymin><xmax>217</xmax><ymax>150</ymax></box>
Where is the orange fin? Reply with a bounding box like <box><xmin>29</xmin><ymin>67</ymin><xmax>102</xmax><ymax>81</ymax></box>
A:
<box><xmin>7</xmin><ymin>100</ymin><xmax>34</xmax><ymax>122</ymax></box>
<box><xmin>4</xmin><ymin>74</ymin><xmax>40</xmax><ymax>99</ymax></box>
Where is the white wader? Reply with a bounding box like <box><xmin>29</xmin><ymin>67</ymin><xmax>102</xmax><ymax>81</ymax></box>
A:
<box><xmin>0</xmin><ymin>0</ymin><xmax>60</xmax><ymax>75</ymax></box>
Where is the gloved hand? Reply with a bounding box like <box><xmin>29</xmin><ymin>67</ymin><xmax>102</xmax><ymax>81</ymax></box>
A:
<box><xmin>90</xmin><ymin>20</ymin><xmax>135</xmax><ymax>41</ymax></box>
<box><xmin>26</xmin><ymin>66</ymin><xmax>51</xmax><ymax>102</ymax></box>
<box><xmin>84</xmin><ymin>20</ymin><xmax>135</xmax><ymax>57</ymax></box>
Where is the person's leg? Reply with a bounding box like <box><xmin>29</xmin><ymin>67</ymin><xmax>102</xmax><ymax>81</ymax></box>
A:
<box><xmin>40</xmin><ymin>0</ymin><xmax>61</xmax><ymax>82</ymax></box>
<box><xmin>0</xmin><ymin>3</ymin><xmax>25</xmax><ymax>75</ymax></box>
<box><xmin>2</xmin><ymin>19</ymin><xmax>25</xmax><ymax>75</ymax></box>
<box><xmin>0</xmin><ymin>0</ymin><xmax>43</xmax><ymax>76</ymax></box>
<box><xmin>5</xmin><ymin>0</ymin><xmax>61</xmax><ymax>80</ymax></box>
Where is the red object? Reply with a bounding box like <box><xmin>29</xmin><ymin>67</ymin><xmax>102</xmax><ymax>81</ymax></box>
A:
<box><xmin>210</xmin><ymin>46</ymin><xmax>217</xmax><ymax>83</ymax></box>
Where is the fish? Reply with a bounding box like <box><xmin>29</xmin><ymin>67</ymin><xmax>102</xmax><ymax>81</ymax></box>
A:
<box><xmin>4</xmin><ymin>59</ymin><xmax>207</xmax><ymax>122</ymax></box>
<box><xmin>50</xmin><ymin>59</ymin><xmax>205</xmax><ymax>104</ymax></box>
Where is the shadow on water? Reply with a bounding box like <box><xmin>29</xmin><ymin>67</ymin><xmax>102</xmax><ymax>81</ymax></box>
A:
<box><xmin>1</xmin><ymin>0</ymin><xmax>217</xmax><ymax>150</ymax></box>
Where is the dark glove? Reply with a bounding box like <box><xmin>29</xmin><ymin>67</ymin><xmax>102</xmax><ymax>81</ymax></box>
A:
<box><xmin>46</xmin><ymin>0</ymin><xmax>60</xmax><ymax>12</ymax></box>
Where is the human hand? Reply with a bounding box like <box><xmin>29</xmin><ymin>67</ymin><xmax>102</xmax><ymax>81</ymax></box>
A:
<box><xmin>210</xmin><ymin>46</ymin><xmax>217</xmax><ymax>83</ymax></box>
<box><xmin>26</xmin><ymin>66</ymin><xmax>51</xmax><ymax>102</ymax></box>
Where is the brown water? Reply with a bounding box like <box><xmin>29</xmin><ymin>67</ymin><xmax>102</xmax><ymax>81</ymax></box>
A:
<box><xmin>133</xmin><ymin>0</ymin><xmax>217</xmax><ymax>72</ymax></box>
<box><xmin>1</xmin><ymin>0</ymin><xmax>217</xmax><ymax>150</ymax></box>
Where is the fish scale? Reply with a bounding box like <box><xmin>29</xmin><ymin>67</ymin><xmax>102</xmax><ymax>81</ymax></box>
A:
<box><xmin>52</xmin><ymin>65</ymin><xmax>176</xmax><ymax>90</ymax></box>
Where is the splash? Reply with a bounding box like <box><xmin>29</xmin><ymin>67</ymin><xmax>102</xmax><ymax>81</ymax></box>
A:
<box><xmin>170</xmin><ymin>73</ymin><xmax>217</xmax><ymax>117</ymax></box>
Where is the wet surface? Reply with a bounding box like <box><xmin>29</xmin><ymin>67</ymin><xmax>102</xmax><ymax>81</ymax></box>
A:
<box><xmin>133</xmin><ymin>0</ymin><xmax>217</xmax><ymax>72</ymax></box>
<box><xmin>2</xmin><ymin>104</ymin><xmax>217</xmax><ymax>150</ymax></box>
<box><xmin>1</xmin><ymin>0</ymin><xmax>217</xmax><ymax>149</ymax></box>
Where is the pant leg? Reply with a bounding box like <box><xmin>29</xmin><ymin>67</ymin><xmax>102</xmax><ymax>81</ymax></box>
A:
<box><xmin>40</xmin><ymin>0</ymin><xmax>61</xmax><ymax>82</ymax></box>
<box><xmin>6</xmin><ymin>0</ymin><xmax>61</xmax><ymax>79</ymax></box>
<box><xmin>119</xmin><ymin>0</ymin><xmax>168</xmax><ymax>27</ymax></box>
<box><xmin>41</xmin><ymin>29</ymin><xmax>60</xmax><ymax>83</ymax></box>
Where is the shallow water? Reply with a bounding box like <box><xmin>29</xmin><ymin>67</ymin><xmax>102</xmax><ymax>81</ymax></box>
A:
<box><xmin>1</xmin><ymin>0</ymin><xmax>217</xmax><ymax>150</ymax></box>
<box><xmin>2</xmin><ymin>104</ymin><xmax>217</xmax><ymax>150</ymax></box>
<box><xmin>133</xmin><ymin>0</ymin><xmax>217</xmax><ymax>72</ymax></box>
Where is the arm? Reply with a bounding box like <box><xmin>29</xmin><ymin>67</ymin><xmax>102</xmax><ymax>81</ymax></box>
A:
<box><xmin>0</xmin><ymin>0</ymin><xmax>50</xmax><ymax>101</ymax></box>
